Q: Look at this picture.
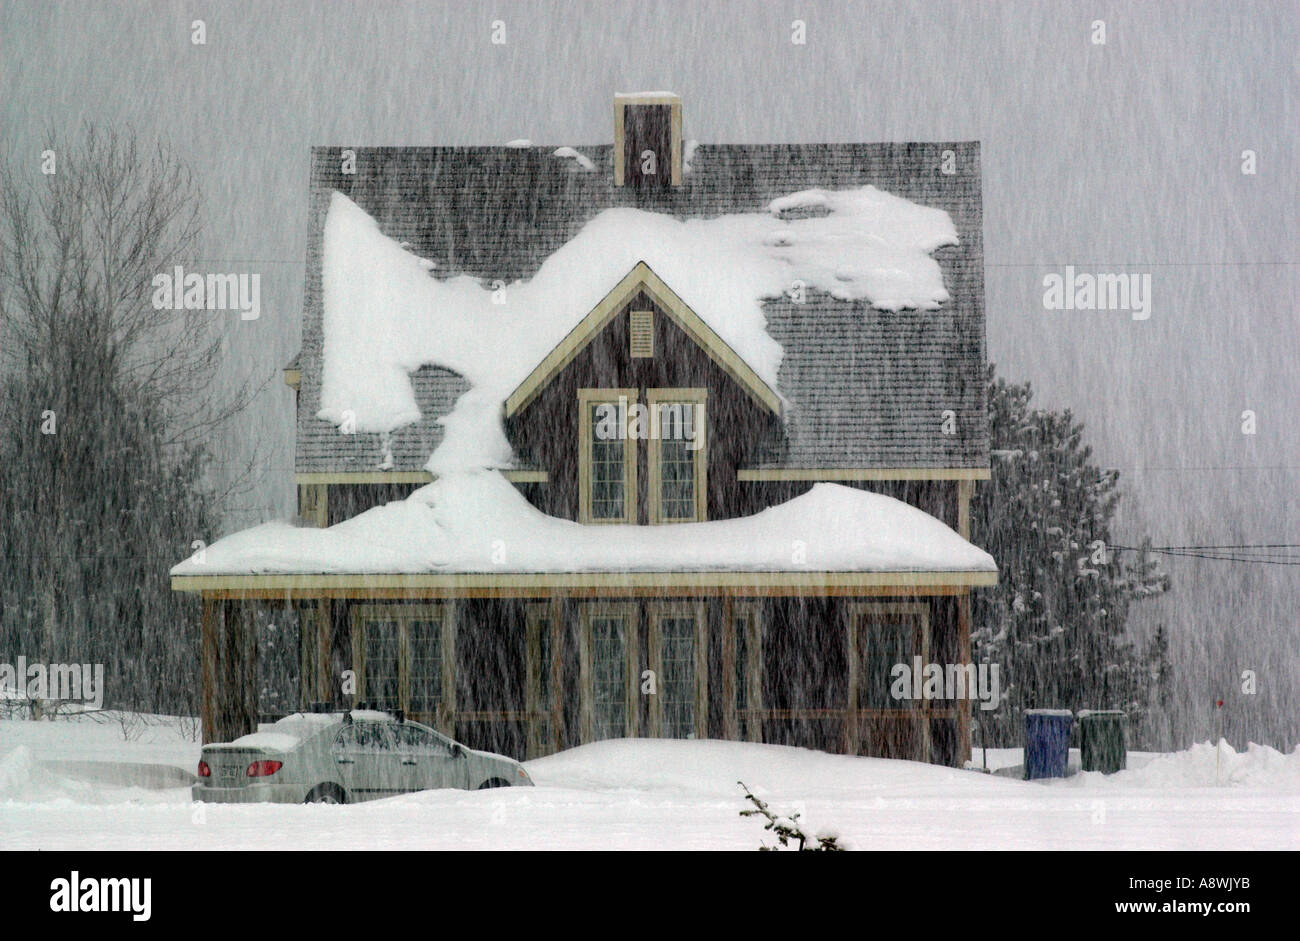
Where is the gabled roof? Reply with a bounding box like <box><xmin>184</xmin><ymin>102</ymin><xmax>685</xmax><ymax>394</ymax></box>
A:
<box><xmin>504</xmin><ymin>261</ymin><xmax>782</xmax><ymax>418</ymax></box>
<box><xmin>293</xmin><ymin>142</ymin><xmax>989</xmax><ymax>476</ymax></box>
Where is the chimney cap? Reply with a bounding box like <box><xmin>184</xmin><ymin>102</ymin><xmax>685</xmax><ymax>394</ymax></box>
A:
<box><xmin>614</xmin><ymin>90</ymin><xmax>681</xmax><ymax>103</ymax></box>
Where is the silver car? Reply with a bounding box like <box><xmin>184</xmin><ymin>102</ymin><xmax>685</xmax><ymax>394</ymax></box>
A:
<box><xmin>194</xmin><ymin>710</ymin><xmax>533</xmax><ymax>803</ymax></box>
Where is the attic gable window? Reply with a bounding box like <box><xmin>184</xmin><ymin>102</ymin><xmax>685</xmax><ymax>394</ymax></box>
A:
<box><xmin>578</xmin><ymin>388</ymin><xmax>637</xmax><ymax>524</ymax></box>
<box><xmin>629</xmin><ymin>309</ymin><xmax>654</xmax><ymax>358</ymax></box>
<box><xmin>613</xmin><ymin>92</ymin><xmax>682</xmax><ymax>188</ymax></box>
<box><xmin>648</xmin><ymin>388</ymin><xmax>707</xmax><ymax>524</ymax></box>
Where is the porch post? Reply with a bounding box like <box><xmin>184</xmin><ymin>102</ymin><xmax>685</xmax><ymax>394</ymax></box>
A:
<box><xmin>957</xmin><ymin>592</ymin><xmax>972</xmax><ymax>764</ymax></box>
<box><xmin>200</xmin><ymin>596</ymin><xmax>218</xmax><ymax>743</ymax></box>
<box><xmin>721</xmin><ymin>596</ymin><xmax>738</xmax><ymax>740</ymax></box>
<box><xmin>843</xmin><ymin>614</ymin><xmax>859</xmax><ymax>755</ymax></box>
<box><xmin>549</xmin><ymin>596</ymin><xmax>563</xmax><ymax>753</ymax></box>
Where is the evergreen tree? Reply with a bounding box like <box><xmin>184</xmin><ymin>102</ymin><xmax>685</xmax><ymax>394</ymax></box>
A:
<box><xmin>972</xmin><ymin>366</ymin><xmax>1169</xmax><ymax>744</ymax></box>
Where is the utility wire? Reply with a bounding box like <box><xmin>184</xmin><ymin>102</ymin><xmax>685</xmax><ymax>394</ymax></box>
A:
<box><xmin>1110</xmin><ymin>543</ymin><xmax>1300</xmax><ymax>565</ymax></box>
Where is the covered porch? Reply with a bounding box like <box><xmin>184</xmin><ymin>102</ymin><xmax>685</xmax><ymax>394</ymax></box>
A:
<box><xmin>173</xmin><ymin>569</ymin><xmax>993</xmax><ymax>767</ymax></box>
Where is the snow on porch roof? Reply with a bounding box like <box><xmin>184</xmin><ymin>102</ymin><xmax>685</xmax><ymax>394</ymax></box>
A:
<box><xmin>171</xmin><ymin>472</ymin><xmax>996</xmax><ymax>585</ymax></box>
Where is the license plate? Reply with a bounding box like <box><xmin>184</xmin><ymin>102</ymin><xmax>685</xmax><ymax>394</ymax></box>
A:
<box><xmin>220</xmin><ymin>767</ymin><xmax>243</xmax><ymax>784</ymax></box>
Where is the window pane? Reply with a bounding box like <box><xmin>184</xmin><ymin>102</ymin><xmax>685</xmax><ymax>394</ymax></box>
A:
<box><xmin>408</xmin><ymin>619</ymin><xmax>442</xmax><ymax>714</ymax></box>
<box><xmin>660</xmin><ymin>617</ymin><xmax>697</xmax><ymax>738</ymax></box>
<box><xmin>396</xmin><ymin>724</ymin><xmax>453</xmax><ymax>757</ymax></box>
<box><xmin>535</xmin><ymin>621</ymin><xmax>552</xmax><ymax>707</ymax></box>
<box><xmin>591</xmin><ymin>616</ymin><xmax>627</xmax><ymax>740</ymax></box>
<box><xmin>658</xmin><ymin>403</ymin><xmax>698</xmax><ymax>520</ymax></box>
<box><xmin>590</xmin><ymin>403</ymin><xmax>625</xmax><ymax>520</ymax></box>
<box><xmin>862</xmin><ymin>616</ymin><xmax>913</xmax><ymax>709</ymax></box>
<box><xmin>364</xmin><ymin>621</ymin><xmax>401</xmax><ymax>710</ymax></box>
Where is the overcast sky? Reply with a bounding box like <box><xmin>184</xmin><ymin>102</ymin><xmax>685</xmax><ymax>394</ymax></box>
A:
<box><xmin>3</xmin><ymin>0</ymin><xmax>1295</xmax><ymax>742</ymax></box>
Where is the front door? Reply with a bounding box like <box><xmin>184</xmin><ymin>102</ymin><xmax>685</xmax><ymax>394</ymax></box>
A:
<box><xmin>847</xmin><ymin>604</ymin><xmax>930</xmax><ymax>761</ymax></box>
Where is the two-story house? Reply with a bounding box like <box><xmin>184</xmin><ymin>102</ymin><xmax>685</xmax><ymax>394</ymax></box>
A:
<box><xmin>172</xmin><ymin>92</ymin><xmax>996</xmax><ymax>766</ymax></box>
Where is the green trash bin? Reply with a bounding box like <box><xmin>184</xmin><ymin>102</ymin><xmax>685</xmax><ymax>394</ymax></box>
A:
<box><xmin>1078</xmin><ymin>710</ymin><xmax>1127</xmax><ymax>773</ymax></box>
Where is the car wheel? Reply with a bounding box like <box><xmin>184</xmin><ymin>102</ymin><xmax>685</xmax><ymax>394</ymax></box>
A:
<box><xmin>477</xmin><ymin>778</ymin><xmax>511</xmax><ymax>789</ymax></box>
<box><xmin>304</xmin><ymin>784</ymin><xmax>346</xmax><ymax>804</ymax></box>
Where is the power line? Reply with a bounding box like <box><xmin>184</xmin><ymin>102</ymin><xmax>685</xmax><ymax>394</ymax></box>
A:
<box><xmin>1111</xmin><ymin>543</ymin><xmax>1300</xmax><ymax>565</ymax></box>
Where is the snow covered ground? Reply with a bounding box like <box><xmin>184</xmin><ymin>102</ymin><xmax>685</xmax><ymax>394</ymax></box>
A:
<box><xmin>1</xmin><ymin>714</ymin><xmax>1296</xmax><ymax>850</ymax></box>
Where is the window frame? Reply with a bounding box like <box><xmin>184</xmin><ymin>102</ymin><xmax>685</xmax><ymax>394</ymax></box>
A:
<box><xmin>578</xmin><ymin>602</ymin><xmax>639</xmax><ymax>743</ymax></box>
<box><xmin>647</xmin><ymin>388</ymin><xmax>708</xmax><ymax>524</ymax></box>
<box><xmin>646</xmin><ymin>601</ymin><xmax>708</xmax><ymax>740</ymax></box>
<box><xmin>724</xmin><ymin>600</ymin><xmax>764</xmax><ymax>742</ymax></box>
<box><xmin>844</xmin><ymin>601</ymin><xmax>931</xmax><ymax>758</ymax></box>
<box><xmin>578</xmin><ymin>388</ymin><xmax>639</xmax><ymax>524</ymax></box>
<box><xmin>350</xmin><ymin>603</ymin><xmax>456</xmax><ymax>732</ymax></box>
<box><xmin>525</xmin><ymin>601</ymin><xmax>563</xmax><ymax>758</ymax></box>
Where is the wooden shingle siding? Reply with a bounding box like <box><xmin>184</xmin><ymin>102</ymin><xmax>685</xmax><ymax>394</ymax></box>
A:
<box><xmin>505</xmin><ymin>289</ymin><xmax>775</xmax><ymax>524</ymax></box>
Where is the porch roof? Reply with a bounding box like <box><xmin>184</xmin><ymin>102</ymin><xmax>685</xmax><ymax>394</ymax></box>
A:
<box><xmin>171</xmin><ymin>569</ymin><xmax>995</xmax><ymax>599</ymax></box>
<box><xmin>172</xmin><ymin>471</ymin><xmax>995</xmax><ymax>596</ymax></box>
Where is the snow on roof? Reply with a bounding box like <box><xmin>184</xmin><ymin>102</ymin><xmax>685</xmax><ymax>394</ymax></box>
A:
<box><xmin>552</xmin><ymin>146</ymin><xmax>595</xmax><ymax>171</ymax></box>
<box><xmin>225</xmin><ymin>714</ymin><xmax>338</xmax><ymax>750</ymax></box>
<box><xmin>317</xmin><ymin>188</ymin><xmax>956</xmax><ymax>473</ymax></box>
<box><xmin>172</xmin><ymin>471</ymin><xmax>994</xmax><ymax>576</ymax></box>
<box><xmin>226</xmin><ymin>731</ymin><xmax>302</xmax><ymax>752</ymax></box>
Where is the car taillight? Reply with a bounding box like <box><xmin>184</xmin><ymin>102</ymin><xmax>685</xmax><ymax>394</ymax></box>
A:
<box><xmin>198</xmin><ymin>760</ymin><xmax>211</xmax><ymax>778</ymax></box>
<box><xmin>246</xmin><ymin>760</ymin><xmax>283</xmax><ymax>777</ymax></box>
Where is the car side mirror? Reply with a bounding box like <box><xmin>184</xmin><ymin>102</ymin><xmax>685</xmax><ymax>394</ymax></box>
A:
<box><xmin>453</xmin><ymin>744</ymin><xmax>466</xmax><ymax>759</ymax></box>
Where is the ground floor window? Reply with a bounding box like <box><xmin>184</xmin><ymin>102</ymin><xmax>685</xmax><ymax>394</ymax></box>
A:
<box><xmin>350</xmin><ymin>604</ymin><xmax>455</xmax><ymax>729</ymax></box>
<box><xmin>647</xmin><ymin>602</ymin><xmax>707</xmax><ymax>739</ymax></box>
<box><xmin>525</xmin><ymin>603</ymin><xmax>562</xmax><ymax>759</ymax></box>
<box><xmin>579</xmin><ymin>603</ymin><xmax>638</xmax><ymax>742</ymax></box>
<box><xmin>728</xmin><ymin>601</ymin><xmax>764</xmax><ymax>742</ymax></box>
<box><xmin>845</xmin><ymin>602</ymin><xmax>930</xmax><ymax>760</ymax></box>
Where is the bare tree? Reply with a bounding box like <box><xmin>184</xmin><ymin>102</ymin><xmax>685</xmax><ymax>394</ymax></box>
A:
<box><xmin>0</xmin><ymin>126</ymin><xmax>265</xmax><ymax>713</ymax></box>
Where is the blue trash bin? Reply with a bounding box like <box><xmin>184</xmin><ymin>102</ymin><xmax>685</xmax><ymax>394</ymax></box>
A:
<box><xmin>1024</xmin><ymin>709</ymin><xmax>1073</xmax><ymax>779</ymax></box>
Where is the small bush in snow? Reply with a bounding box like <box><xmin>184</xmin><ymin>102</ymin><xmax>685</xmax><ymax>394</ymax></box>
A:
<box><xmin>739</xmin><ymin>782</ymin><xmax>843</xmax><ymax>851</ymax></box>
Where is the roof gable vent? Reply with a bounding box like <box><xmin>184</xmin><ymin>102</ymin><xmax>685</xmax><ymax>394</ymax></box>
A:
<box><xmin>630</xmin><ymin>309</ymin><xmax>654</xmax><ymax>358</ymax></box>
<box><xmin>614</xmin><ymin>92</ymin><xmax>682</xmax><ymax>188</ymax></box>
